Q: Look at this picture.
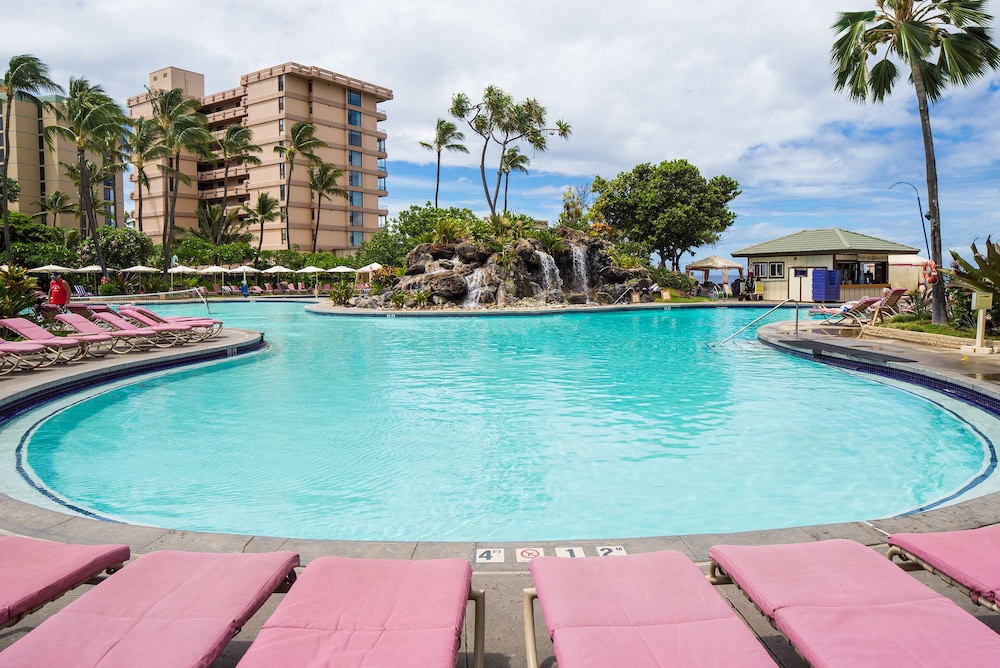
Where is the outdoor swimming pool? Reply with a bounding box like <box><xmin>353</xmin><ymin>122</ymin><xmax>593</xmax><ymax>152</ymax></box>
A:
<box><xmin>2</xmin><ymin>301</ymin><xmax>998</xmax><ymax>542</ymax></box>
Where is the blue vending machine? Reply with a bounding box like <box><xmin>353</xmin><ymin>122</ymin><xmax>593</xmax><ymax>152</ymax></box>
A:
<box><xmin>811</xmin><ymin>269</ymin><xmax>841</xmax><ymax>302</ymax></box>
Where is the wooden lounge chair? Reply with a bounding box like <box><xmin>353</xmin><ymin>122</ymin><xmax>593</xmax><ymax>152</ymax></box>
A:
<box><xmin>237</xmin><ymin>556</ymin><xmax>485</xmax><ymax>668</ymax></box>
<box><xmin>708</xmin><ymin>539</ymin><xmax>1000</xmax><ymax>666</ymax></box>
<box><xmin>888</xmin><ymin>524</ymin><xmax>1000</xmax><ymax>613</ymax></box>
<box><xmin>0</xmin><ymin>549</ymin><xmax>299</xmax><ymax>668</ymax></box>
<box><xmin>0</xmin><ymin>317</ymin><xmax>90</xmax><ymax>364</ymax></box>
<box><xmin>807</xmin><ymin>296</ymin><xmax>881</xmax><ymax>326</ymax></box>
<box><xmin>524</xmin><ymin>550</ymin><xmax>775</xmax><ymax>668</ymax></box>
<box><xmin>0</xmin><ymin>536</ymin><xmax>129</xmax><ymax>629</ymax></box>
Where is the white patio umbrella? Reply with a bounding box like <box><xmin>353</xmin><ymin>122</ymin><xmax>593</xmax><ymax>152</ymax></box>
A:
<box><xmin>355</xmin><ymin>262</ymin><xmax>383</xmax><ymax>284</ymax></box>
<box><xmin>75</xmin><ymin>264</ymin><xmax>114</xmax><ymax>293</ymax></box>
<box><xmin>198</xmin><ymin>265</ymin><xmax>229</xmax><ymax>275</ymax></box>
<box><xmin>29</xmin><ymin>264</ymin><xmax>75</xmax><ymax>273</ymax></box>
<box><xmin>167</xmin><ymin>264</ymin><xmax>198</xmax><ymax>290</ymax></box>
<box><xmin>261</xmin><ymin>265</ymin><xmax>292</xmax><ymax>274</ymax></box>
<box><xmin>296</xmin><ymin>266</ymin><xmax>326</xmax><ymax>296</ymax></box>
<box><xmin>121</xmin><ymin>265</ymin><xmax>160</xmax><ymax>273</ymax></box>
<box><xmin>328</xmin><ymin>265</ymin><xmax>357</xmax><ymax>273</ymax></box>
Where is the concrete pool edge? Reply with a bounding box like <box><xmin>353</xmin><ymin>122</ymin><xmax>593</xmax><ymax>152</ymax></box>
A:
<box><xmin>0</xmin><ymin>311</ymin><xmax>995</xmax><ymax>567</ymax></box>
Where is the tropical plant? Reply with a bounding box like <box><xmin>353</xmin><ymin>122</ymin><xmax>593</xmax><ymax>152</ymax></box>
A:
<box><xmin>274</xmin><ymin>121</ymin><xmax>327</xmax><ymax>249</ymax></box>
<box><xmin>214</xmin><ymin>124</ymin><xmax>261</xmax><ymax>244</ymax></box>
<box><xmin>9</xmin><ymin>241</ymin><xmax>77</xmax><ymax>269</ymax></box>
<box><xmin>122</xmin><ymin>115</ymin><xmax>160</xmax><ymax>232</ymax></box>
<box><xmin>530</xmin><ymin>228</ymin><xmax>568</xmax><ymax>254</ymax></box>
<box><xmin>944</xmin><ymin>236</ymin><xmax>1000</xmax><ymax>327</ymax></box>
<box><xmin>242</xmin><ymin>192</ymin><xmax>281</xmax><ymax>265</ymax></box>
<box><xmin>31</xmin><ymin>190</ymin><xmax>74</xmax><ymax>229</ymax></box>
<box><xmin>1</xmin><ymin>178</ymin><xmax>19</xmax><ymax>204</ymax></box>
<box><xmin>329</xmin><ymin>280</ymin><xmax>355</xmax><ymax>305</ymax></box>
<box><xmin>0</xmin><ymin>266</ymin><xmax>39</xmax><ymax>319</ymax></box>
<box><xmin>431</xmin><ymin>217</ymin><xmax>467</xmax><ymax>244</ymax></box>
<box><xmin>179</xmin><ymin>201</ymin><xmax>252</xmax><ymax>245</ymax></box>
<box><xmin>44</xmin><ymin>77</ymin><xmax>128</xmax><ymax>278</ymax></box>
<box><xmin>308</xmin><ymin>162</ymin><xmax>348</xmax><ymax>253</ymax></box>
<box><xmin>450</xmin><ymin>85</ymin><xmax>571</xmax><ymax>216</ymax></box>
<box><xmin>148</xmin><ymin>86</ymin><xmax>213</xmax><ymax>273</ymax></box>
<box><xmin>1</xmin><ymin>55</ymin><xmax>63</xmax><ymax>266</ymax></box>
<box><xmin>419</xmin><ymin>118</ymin><xmax>469</xmax><ymax>208</ymax></box>
<box><xmin>592</xmin><ymin>159</ymin><xmax>740</xmax><ymax>270</ymax></box>
<box><xmin>831</xmin><ymin>0</ymin><xmax>1000</xmax><ymax>324</ymax></box>
<box><xmin>414</xmin><ymin>289</ymin><xmax>434</xmax><ymax>308</ymax></box>
<box><xmin>390</xmin><ymin>290</ymin><xmax>407</xmax><ymax>308</ymax></box>
<box><xmin>78</xmin><ymin>226</ymin><xmax>154</xmax><ymax>270</ymax></box>
<box><xmin>174</xmin><ymin>237</ymin><xmax>216</xmax><ymax>267</ymax></box>
<box><xmin>649</xmin><ymin>267</ymin><xmax>699</xmax><ymax>294</ymax></box>
<box><xmin>500</xmin><ymin>145</ymin><xmax>530</xmax><ymax>213</ymax></box>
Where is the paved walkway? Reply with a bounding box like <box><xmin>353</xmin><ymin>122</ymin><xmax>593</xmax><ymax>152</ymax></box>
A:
<box><xmin>1</xmin><ymin>311</ymin><xmax>1000</xmax><ymax>666</ymax></box>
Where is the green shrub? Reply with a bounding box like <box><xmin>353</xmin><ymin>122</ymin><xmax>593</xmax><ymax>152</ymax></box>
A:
<box><xmin>0</xmin><ymin>267</ymin><xmax>40</xmax><ymax>320</ymax></box>
<box><xmin>328</xmin><ymin>281</ymin><xmax>354</xmax><ymax>305</ymax></box>
<box><xmin>99</xmin><ymin>282</ymin><xmax>123</xmax><ymax>297</ymax></box>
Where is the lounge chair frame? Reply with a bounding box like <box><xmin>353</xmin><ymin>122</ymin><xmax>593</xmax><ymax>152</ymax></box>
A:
<box><xmin>887</xmin><ymin>544</ymin><xmax>1000</xmax><ymax>614</ymax></box>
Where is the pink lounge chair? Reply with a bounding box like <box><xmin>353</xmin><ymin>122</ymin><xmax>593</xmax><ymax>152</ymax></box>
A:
<box><xmin>888</xmin><ymin>524</ymin><xmax>1000</xmax><ymax>613</ymax></box>
<box><xmin>118</xmin><ymin>307</ymin><xmax>215</xmax><ymax>342</ymax></box>
<box><xmin>807</xmin><ymin>296</ymin><xmax>882</xmax><ymax>325</ymax></box>
<box><xmin>0</xmin><ymin>536</ymin><xmax>129</xmax><ymax>628</ymax></box>
<box><xmin>55</xmin><ymin>312</ymin><xmax>153</xmax><ymax>353</ymax></box>
<box><xmin>0</xmin><ymin>317</ymin><xmax>90</xmax><ymax>364</ymax></box>
<box><xmin>237</xmin><ymin>556</ymin><xmax>484</xmax><ymax>668</ymax></box>
<box><xmin>708</xmin><ymin>539</ymin><xmax>1000</xmax><ymax>667</ymax></box>
<box><xmin>525</xmin><ymin>550</ymin><xmax>775</xmax><ymax>668</ymax></box>
<box><xmin>0</xmin><ymin>549</ymin><xmax>299</xmax><ymax>668</ymax></box>
<box><xmin>0</xmin><ymin>340</ymin><xmax>49</xmax><ymax>373</ymax></box>
<box><xmin>91</xmin><ymin>311</ymin><xmax>187</xmax><ymax>348</ymax></box>
<box><xmin>122</xmin><ymin>305</ymin><xmax>222</xmax><ymax>338</ymax></box>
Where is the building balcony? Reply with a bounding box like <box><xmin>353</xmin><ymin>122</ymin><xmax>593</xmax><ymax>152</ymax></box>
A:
<box><xmin>198</xmin><ymin>183</ymin><xmax>249</xmax><ymax>200</ymax></box>
<box><xmin>205</xmin><ymin>106</ymin><xmax>246</xmax><ymax>125</ymax></box>
<box><xmin>197</xmin><ymin>165</ymin><xmax>249</xmax><ymax>181</ymax></box>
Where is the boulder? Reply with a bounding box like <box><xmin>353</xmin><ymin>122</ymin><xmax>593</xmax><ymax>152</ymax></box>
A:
<box><xmin>428</xmin><ymin>271</ymin><xmax>468</xmax><ymax>300</ymax></box>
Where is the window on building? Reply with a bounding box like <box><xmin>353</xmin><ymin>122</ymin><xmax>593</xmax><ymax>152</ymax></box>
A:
<box><xmin>281</xmin><ymin>227</ymin><xmax>287</xmax><ymax>243</ymax></box>
<box><xmin>104</xmin><ymin>187</ymin><xmax>114</xmax><ymax>202</ymax></box>
<box><xmin>347</xmin><ymin>89</ymin><xmax>361</xmax><ymax>107</ymax></box>
<box><xmin>39</xmin><ymin>166</ymin><xmax>45</xmax><ymax>182</ymax></box>
<box><xmin>308</xmin><ymin>102</ymin><xmax>313</xmax><ymax>114</ymax></box>
<box><xmin>348</xmin><ymin>130</ymin><xmax>362</xmax><ymax>147</ymax></box>
<box><xmin>278</xmin><ymin>118</ymin><xmax>285</xmax><ymax>133</ymax></box>
<box><xmin>377</xmin><ymin>138</ymin><xmax>385</xmax><ymax>152</ymax></box>
<box><xmin>350</xmin><ymin>211</ymin><xmax>363</xmax><ymax>227</ymax></box>
<box><xmin>280</xmin><ymin>184</ymin><xmax>286</xmax><ymax>201</ymax></box>
<box><xmin>279</xmin><ymin>163</ymin><xmax>285</xmax><ymax>179</ymax></box>
<box><xmin>350</xmin><ymin>231</ymin><xmax>364</xmax><ymax>247</ymax></box>
<box><xmin>377</xmin><ymin>176</ymin><xmax>386</xmax><ymax>191</ymax></box>
<box><xmin>378</xmin><ymin>214</ymin><xmax>387</xmax><ymax>228</ymax></box>
<box><xmin>348</xmin><ymin>171</ymin><xmax>363</xmax><ymax>187</ymax></box>
<box><xmin>277</xmin><ymin>74</ymin><xmax>284</xmax><ymax>92</ymax></box>
<box><xmin>278</xmin><ymin>96</ymin><xmax>284</xmax><ymax>111</ymax></box>
<box><xmin>348</xmin><ymin>150</ymin><xmax>362</xmax><ymax>167</ymax></box>
<box><xmin>752</xmin><ymin>262</ymin><xmax>767</xmax><ymax>278</ymax></box>
<box><xmin>308</xmin><ymin>80</ymin><xmax>313</xmax><ymax>94</ymax></box>
<box><xmin>768</xmin><ymin>262</ymin><xmax>785</xmax><ymax>279</ymax></box>
<box><xmin>347</xmin><ymin>109</ymin><xmax>362</xmax><ymax>127</ymax></box>
<box><xmin>349</xmin><ymin>191</ymin><xmax>364</xmax><ymax>207</ymax></box>
<box><xmin>377</xmin><ymin>158</ymin><xmax>386</xmax><ymax>172</ymax></box>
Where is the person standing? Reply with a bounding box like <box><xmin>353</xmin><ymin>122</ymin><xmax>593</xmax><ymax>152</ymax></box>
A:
<box><xmin>48</xmin><ymin>272</ymin><xmax>71</xmax><ymax>307</ymax></box>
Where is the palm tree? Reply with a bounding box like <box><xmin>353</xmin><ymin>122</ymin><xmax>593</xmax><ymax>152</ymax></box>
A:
<box><xmin>832</xmin><ymin>0</ymin><xmax>1000</xmax><ymax>325</ymax></box>
<box><xmin>44</xmin><ymin>78</ymin><xmax>128</xmax><ymax>277</ymax></box>
<box><xmin>214</xmin><ymin>123</ymin><xmax>261</xmax><ymax>245</ymax></box>
<box><xmin>122</xmin><ymin>116</ymin><xmax>160</xmax><ymax>232</ymax></box>
<box><xmin>179</xmin><ymin>201</ymin><xmax>252</xmax><ymax>245</ymax></box>
<box><xmin>148</xmin><ymin>87</ymin><xmax>213</xmax><ymax>272</ymax></box>
<box><xmin>274</xmin><ymin>121</ymin><xmax>327</xmax><ymax>250</ymax></box>
<box><xmin>419</xmin><ymin>118</ymin><xmax>468</xmax><ymax>208</ymax></box>
<box><xmin>31</xmin><ymin>190</ymin><xmax>74</xmax><ymax>228</ymax></box>
<box><xmin>242</xmin><ymin>192</ymin><xmax>281</xmax><ymax>265</ymax></box>
<box><xmin>308</xmin><ymin>162</ymin><xmax>348</xmax><ymax>253</ymax></box>
<box><xmin>1</xmin><ymin>55</ymin><xmax>63</xmax><ymax>265</ymax></box>
<box><xmin>500</xmin><ymin>146</ymin><xmax>530</xmax><ymax>213</ymax></box>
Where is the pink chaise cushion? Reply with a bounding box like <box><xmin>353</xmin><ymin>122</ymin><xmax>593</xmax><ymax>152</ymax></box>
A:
<box><xmin>889</xmin><ymin>524</ymin><xmax>1000</xmax><ymax>606</ymax></box>
<box><xmin>0</xmin><ymin>549</ymin><xmax>299</xmax><ymax>668</ymax></box>
<box><xmin>710</xmin><ymin>539</ymin><xmax>1000</xmax><ymax>667</ymax></box>
<box><xmin>0</xmin><ymin>536</ymin><xmax>129</xmax><ymax>627</ymax></box>
<box><xmin>237</xmin><ymin>556</ymin><xmax>472</xmax><ymax>668</ymax></box>
<box><xmin>531</xmin><ymin>550</ymin><xmax>775</xmax><ymax>667</ymax></box>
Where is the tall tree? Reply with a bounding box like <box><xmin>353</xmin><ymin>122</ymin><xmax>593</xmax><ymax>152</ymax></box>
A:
<box><xmin>832</xmin><ymin>0</ymin><xmax>1000</xmax><ymax>324</ymax></box>
<box><xmin>1</xmin><ymin>55</ymin><xmax>63</xmax><ymax>266</ymax></box>
<box><xmin>147</xmin><ymin>87</ymin><xmax>213</xmax><ymax>273</ymax></box>
<box><xmin>32</xmin><ymin>190</ymin><xmax>74</xmax><ymax>228</ymax></box>
<box><xmin>593</xmin><ymin>159</ymin><xmax>741</xmax><ymax>270</ymax></box>
<box><xmin>418</xmin><ymin>118</ymin><xmax>468</xmax><ymax>208</ymax></box>
<box><xmin>242</xmin><ymin>192</ymin><xmax>281</xmax><ymax>265</ymax></box>
<box><xmin>500</xmin><ymin>145</ymin><xmax>530</xmax><ymax>213</ymax></box>
<box><xmin>450</xmin><ymin>85</ymin><xmax>571</xmax><ymax>216</ymax></box>
<box><xmin>122</xmin><ymin>115</ymin><xmax>160</xmax><ymax>233</ymax></box>
<box><xmin>274</xmin><ymin>121</ymin><xmax>326</xmax><ymax>250</ymax></box>
<box><xmin>214</xmin><ymin>123</ymin><xmax>261</xmax><ymax>244</ymax></box>
<box><xmin>307</xmin><ymin>162</ymin><xmax>348</xmax><ymax>254</ymax></box>
<box><xmin>179</xmin><ymin>201</ymin><xmax>252</xmax><ymax>245</ymax></box>
<box><xmin>44</xmin><ymin>78</ymin><xmax>128</xmax><ymax>277</ymax></box>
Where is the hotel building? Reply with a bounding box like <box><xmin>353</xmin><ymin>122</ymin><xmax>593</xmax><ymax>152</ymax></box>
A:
<box><xmin>126</xmin><ymin>64</ymin><xmax>392</xmax><ymax>254</ymax></box>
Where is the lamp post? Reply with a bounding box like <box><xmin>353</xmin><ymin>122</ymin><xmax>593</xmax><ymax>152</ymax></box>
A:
<box><xmin>889</xmin><ymin>181</ymin><xmax>931</xmax><ymax>258</ymax></box>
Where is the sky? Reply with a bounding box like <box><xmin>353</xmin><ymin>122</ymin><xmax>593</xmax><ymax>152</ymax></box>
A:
<box><xmin>6</xmin><ymin>0</ymin><xmax>1000</xmax><ymax>267</ymax></box>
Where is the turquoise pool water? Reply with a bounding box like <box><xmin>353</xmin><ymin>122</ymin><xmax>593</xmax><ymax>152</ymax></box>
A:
<box><xmin>6</xmin><ymin>302</ymin><xmax>998</xmax><ymax>541</ymax></box>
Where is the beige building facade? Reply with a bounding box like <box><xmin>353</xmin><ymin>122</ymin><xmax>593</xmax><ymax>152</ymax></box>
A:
<box><xmin>1</xmin><ymin>94</ymin><xmax>124</xmax><ymax>230</ymax></box>
<box><xmin>126</xmin><ymin>64</ymin><xmax>392</xmax><ymax>255</ymax></box>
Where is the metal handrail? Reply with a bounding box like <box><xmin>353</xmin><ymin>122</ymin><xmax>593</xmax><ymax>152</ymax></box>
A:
<box><xmin>715</xmin><ymin>299</ymin><xmax>801</xmax><ymax>346</ymax></box>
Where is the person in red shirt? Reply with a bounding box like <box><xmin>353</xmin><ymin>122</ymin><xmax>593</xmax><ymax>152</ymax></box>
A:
<box><xmin>48</xmin><ymin>272</ymin><xmax>71</xmax><ymax>307</ymax></box>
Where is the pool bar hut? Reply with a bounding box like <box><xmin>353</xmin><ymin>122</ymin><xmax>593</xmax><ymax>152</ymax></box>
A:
<box><xmin>732</xmin><ymin>228</ymin><xmax>919</xmax><ymax>303</ymax></box>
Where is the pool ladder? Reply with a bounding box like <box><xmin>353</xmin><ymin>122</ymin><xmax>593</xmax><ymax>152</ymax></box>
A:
<box><xmin>714</xmin><ymin>299</ymin><xmax>801</xmax><ymax>347</ymax></box>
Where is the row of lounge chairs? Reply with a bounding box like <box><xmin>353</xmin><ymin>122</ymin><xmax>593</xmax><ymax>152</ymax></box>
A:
<box><xmin>808</xmin><ymin>286</ymin><xmax>911</xmax><ymax>326</ymax></box>
<box><xmin>212</xmin><ymin>282</ymin><xmax>328</xmax><ymax>296</ymax></box>
<box><xmin>5</xmin><ymin>524</ymin><xmax>1000</xmax><ymax>666</ymax></box>
<box><xmin>0</xmin><ymin>305</ymin><xmax>223</xmax><ymax>375</ymax></box>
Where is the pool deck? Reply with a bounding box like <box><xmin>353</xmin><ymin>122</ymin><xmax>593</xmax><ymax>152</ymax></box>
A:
<box><xmin>2</xmin><ymin>306</ymin><xmax>1000</xmax><ymax>666</ymax></box>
